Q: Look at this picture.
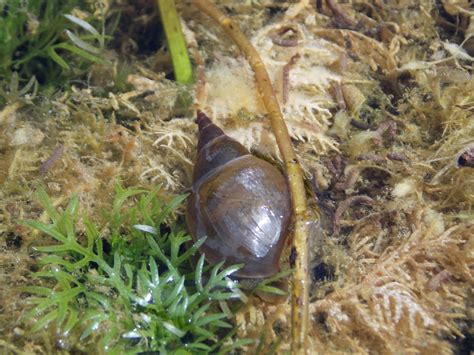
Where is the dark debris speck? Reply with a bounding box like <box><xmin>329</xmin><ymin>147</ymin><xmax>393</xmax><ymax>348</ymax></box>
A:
<box><xmin>312</xmin><ymin>262</ymin><xmax>335</xmax><ymax>283</ymax></box>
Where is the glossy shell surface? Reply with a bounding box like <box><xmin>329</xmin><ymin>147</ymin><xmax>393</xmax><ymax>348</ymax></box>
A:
<box><xmin>186</xmin><ymin>112</ymin><xmax>291</xmax><ymax>278</ymax></box>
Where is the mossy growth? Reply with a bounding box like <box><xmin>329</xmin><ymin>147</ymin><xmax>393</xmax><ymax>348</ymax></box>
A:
<box><xmin>19</xmin><ymin>185</ymin><xmax>251</xmax><ymax>353</ymax></box>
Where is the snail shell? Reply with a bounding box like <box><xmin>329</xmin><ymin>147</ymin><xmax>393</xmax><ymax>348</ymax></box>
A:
<box><xmin>186</xmin><ymin>111</ymin><xmax>291</xmax><ymax>278</ymax></box>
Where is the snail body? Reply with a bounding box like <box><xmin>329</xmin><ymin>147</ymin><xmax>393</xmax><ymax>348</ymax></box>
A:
<box><xmin>186</xmin><ymin>111</ymin><xmax>291</xmax><ymax>278</ymax></box>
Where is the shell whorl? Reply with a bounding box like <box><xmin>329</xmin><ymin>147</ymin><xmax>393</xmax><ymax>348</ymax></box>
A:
<box><xmin>187</xmin><ymin>111</ymin><xmax>291</xmax><ymax>278</ymax></box>
<box><xmin>196</xmin><ymin>110</ymin><xmax>226</xmax><ymax>151</ymax></box>
<box><xmin>193</xmin><ymin>111</ymin><xmax>249</xmax><ymax>184</ymax></box>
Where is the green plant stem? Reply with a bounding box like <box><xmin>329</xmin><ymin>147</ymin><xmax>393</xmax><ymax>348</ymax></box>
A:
<box><xmin>157</xmin><ymin>0</ymin><xmax>193</xmax><ymax>84</ymax></box>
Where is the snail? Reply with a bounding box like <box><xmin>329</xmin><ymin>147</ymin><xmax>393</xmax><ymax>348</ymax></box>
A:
<box><xmin>186</xmin><ymin>111</ymin><xmax>291</xmax><ymax>278</ymax></box>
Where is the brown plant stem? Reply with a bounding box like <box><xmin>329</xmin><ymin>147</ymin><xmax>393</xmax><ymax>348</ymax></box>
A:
<box><xmin>191</xmin><ymin>0</ymin><xmax>311</xmax><ymax>353</ymax></box>
<box><xmin>40</xmin><ymin>144</ymin><xmax>65</xmax><ymax>175</ymax></box>
<box><xmin>282</xmin><ymin>54</ymin><xmax>300</xmax><ymax>104</ymax></box>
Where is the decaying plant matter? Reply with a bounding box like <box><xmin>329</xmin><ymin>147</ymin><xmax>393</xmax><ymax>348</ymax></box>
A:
<box><xmin>1</xmin><ymin>0</ymin><xmax>474</xmax><ymax>353</ymax></box>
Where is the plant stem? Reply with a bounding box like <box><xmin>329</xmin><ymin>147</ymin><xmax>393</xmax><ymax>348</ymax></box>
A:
<box><xmin>157</xmin><ymin>0</ymin><xmax>193</xmax><ymax>84</ymax></box>
<box><xmin>191</xmin><ymin>1</ymin><xmax>312</xmax><ymax>353</ymax></box>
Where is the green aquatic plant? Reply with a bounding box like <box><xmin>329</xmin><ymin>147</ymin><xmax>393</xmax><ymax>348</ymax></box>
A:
<box><xmin>0</xmin><ymin>0</ymin><xmax>108</xmax><ymax>86</ymax></box>
<box><xmin>157</xmin><ymin>0</ymin><xmax>193</xmax><ymax>85</ymax></box>
<box><xmin>20</xmin><ymin>186</ymin><xmax>250</xmax><ymax>353</ymax></box>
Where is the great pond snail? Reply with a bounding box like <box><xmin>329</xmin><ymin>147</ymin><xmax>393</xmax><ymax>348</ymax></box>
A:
<box><xmin>186</xmin><ymin>111</ymin><xmax>291</xmax><ymax>278</ymax></box>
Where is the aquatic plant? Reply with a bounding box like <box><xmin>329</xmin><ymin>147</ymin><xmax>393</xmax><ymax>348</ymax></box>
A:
<box><xmin>20</xmin><ymin>186</ymin><xmax>249</xmax><ymax>352</ymax></box>
<box><xmin>0</xmin><ymin>0</ymin><xmax>108</xmax><ymax>86</ymax></box>
<box><xmin>157</xmin><ymin>0</ymin><xmax>193</xmax><ymax>84</ymax></box>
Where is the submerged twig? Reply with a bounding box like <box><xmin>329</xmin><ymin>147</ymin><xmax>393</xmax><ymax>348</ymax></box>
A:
<box><xmin>180</xmin><ymin>20</ymin><xmax>207</xmax><ymax>105</ymax></box>
<box><xmin>375</xmin><ymin>120</ymin><xmax>397</xmax><ymax>140</ymax></box>
<box><xmin>192</xmin><ymin>1</ymin><xmax>312</xmax><ymax>353</ymax></box>
<box><xmin>333</xmin><ymin>195</ymin><xmax>374</xmax><ymax>235</ymax></box>
<box><xmin>335</xmin><ymin>167</ymin><xmax>360</xmax><ymax>191</ymax></box>
<box><xmin>325</xmin><ymin>155</ymin><xmax>345</xmax><ymax>180</ymax></box>
<box><xmin>272</xmin><ymin>26</ymin><xmax>300</xmax><ymax>47</ymax></box>
<box><xmin>350</xmin><ymin>118</ymin><xmax>373</xmax><ymax>130</ymax></box>
<box><xmin>40</xmin><ymin>144</ymin><xmax>65</xmax><ymax>175</ymax></box>
<box><xmin>327</xmin><ymin>0</ymin><xmax>356</xmax><ymax>28</ymax></box>
<box><xmin>282</xmin><ymin>54</ymin><xmax>300</xmax><ymax>104</ymax></box>
<box><xmin>427</xmin><ymin>270</ymin><xmax>451</xmax><ymax>291</ymax></box>
<box><xmin>331</xmin><ymin>81</ymin><xmax>346</xmax><ymax>110</ymax></box>
<box><xmin>356</xmin><ymin>154</ymin><xmax>387</xmax><ymax>164</ymax></box>
<box><xmin>387</xmin><ymin>152</ymin><xmax>410</xmax><ymax>163</ymax></box>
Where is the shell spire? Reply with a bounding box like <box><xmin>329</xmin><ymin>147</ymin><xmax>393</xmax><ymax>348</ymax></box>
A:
<box><xmin>196</xmin><ymin>110</ymin><xmax>225</xmax><ymax>151</ymax></box>
<box><xmin>192</xmin><ymin>111</ymin><xmax>249</xmax><ymax>183</ymax></box>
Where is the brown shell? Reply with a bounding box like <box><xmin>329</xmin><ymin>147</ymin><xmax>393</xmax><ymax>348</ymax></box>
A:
<box><xmin>186</xmin><ymin>111</ymin><xmax>291</xmax><ymax>278</ymax></box>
